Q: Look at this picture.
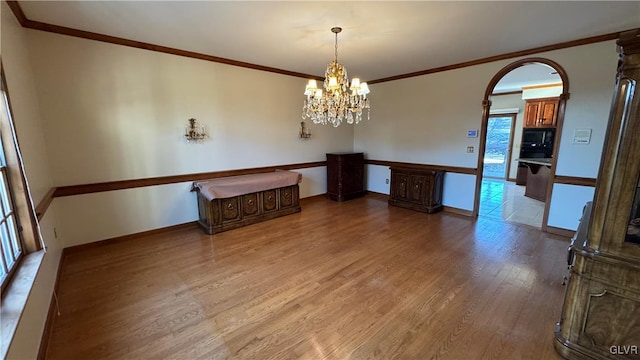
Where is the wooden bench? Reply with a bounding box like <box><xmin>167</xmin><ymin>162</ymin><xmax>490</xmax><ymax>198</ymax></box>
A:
<box><xmin>192</xmin><ymin>171</ymin><xmax>301</xmax><ymax>234</ymax></box>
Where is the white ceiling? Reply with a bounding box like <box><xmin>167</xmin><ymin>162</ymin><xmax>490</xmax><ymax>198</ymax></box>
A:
<box><xmin>494</xmin><ymin>64</ymin><xmax>562</xmax><ymax>93</ymax></box>
<box><xmin>19</xmin><ymin>1</ymin><xmax>640</xmax><ymax>82</ymax></box>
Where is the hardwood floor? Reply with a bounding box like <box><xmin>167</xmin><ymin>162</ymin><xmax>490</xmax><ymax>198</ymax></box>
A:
<box><xmin>46</xmin><ymin>194</ymin><xmax>569</xmax><ymax>359</ymax></box>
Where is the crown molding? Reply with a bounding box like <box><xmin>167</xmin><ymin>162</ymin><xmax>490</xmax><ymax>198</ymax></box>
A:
<box><xmin>367</xmin><ymin>32</ymin><xmax>629</xmax><ymax>84</ymax></box>
<box><xmin>5</xmin><ymin>1</ymin><xmax>324</xmax><ymax>81</ymax></box>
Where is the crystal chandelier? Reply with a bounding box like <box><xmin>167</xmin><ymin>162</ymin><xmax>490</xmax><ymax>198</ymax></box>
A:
<box><xmin>302</xmin><ymin>27</ymin><xmax>370</xmax><ymax>127</ymax></box>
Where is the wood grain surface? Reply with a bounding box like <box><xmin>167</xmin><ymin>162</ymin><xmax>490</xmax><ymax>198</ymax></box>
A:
<box><xmin>45</xmin><ymin>194</ymin><xmax>567</xmax><ymax>359</ymax></box>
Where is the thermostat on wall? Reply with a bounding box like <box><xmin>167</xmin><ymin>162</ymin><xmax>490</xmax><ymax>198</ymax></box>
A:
<box><xmin>467</xmin><ymin>129</ymin><xmax>478</xmax><ymax>138</ymax></box>
<box><xmin>573</xmin><ymin>128</ymin><xmax>592</xmax><ymax>144</ymax></box>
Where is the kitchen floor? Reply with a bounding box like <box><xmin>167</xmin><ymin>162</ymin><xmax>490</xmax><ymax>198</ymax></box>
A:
<box><xmin>479</xmin><ymin>178</ymin><xmax>544</xmax><ymax>228</ymax></box>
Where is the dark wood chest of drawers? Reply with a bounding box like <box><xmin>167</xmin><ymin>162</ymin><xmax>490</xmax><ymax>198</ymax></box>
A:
<box><xmin>326</xmin><ymin>152</ymin><xmax>365</xmax><ymax>201</ymax></box>
<box><xmin>388</xmin><ymin>166</ymin><xmax>444</xmax><ymax>213</ymax></box>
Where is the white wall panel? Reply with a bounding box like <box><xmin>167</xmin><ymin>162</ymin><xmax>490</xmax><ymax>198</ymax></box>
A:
<box><xmin>548</xmin><ymin>183</ymin><xmax>595</xmax><ymax>231</ymax></box>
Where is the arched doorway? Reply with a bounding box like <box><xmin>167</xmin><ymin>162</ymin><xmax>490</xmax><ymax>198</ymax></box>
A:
<box><xmin>473</xmin><ymin>58</ymin><xmax>570</xmax><ymax>231</ymax></box>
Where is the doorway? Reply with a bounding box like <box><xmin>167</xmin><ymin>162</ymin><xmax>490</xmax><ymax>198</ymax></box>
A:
<box><xmin>480</xmin><ymin>112</ymin><xmax>545</xmax><ymax>227</ymax></box>
<box><xmin>482</xmin><ymin>114</ymin><xmax>516</xmax><ymax>179</ymax></box>
<box><xmin>474</xmin><ymin>58</ymin><xmax>569</xmax><ymax>230</ymax></box>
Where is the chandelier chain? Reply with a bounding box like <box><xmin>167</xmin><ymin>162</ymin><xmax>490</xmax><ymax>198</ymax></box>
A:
<box><xmin>335</xmin><ymin>32</ymin><xmax>338</xmax><ymax>62</ymax></box>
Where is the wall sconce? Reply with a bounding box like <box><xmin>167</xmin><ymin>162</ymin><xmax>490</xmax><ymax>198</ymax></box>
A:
<box><xmin>185</xmin><ymin>118</ymin><xmax>207</xmax><ymax>143</ymax></box>
<box><xmin>299</xmin><ymin>121</ymin><xmax>312</xmax><ymax>139</ymax></box>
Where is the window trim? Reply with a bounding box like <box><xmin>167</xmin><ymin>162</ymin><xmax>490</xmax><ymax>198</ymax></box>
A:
<box><xmin>0</xmin><ymin>64</ymin><xmax>42</xmax><ymax>296</ymax></box>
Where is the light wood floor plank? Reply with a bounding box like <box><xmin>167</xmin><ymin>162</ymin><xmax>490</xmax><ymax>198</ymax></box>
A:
<box><xmin>46</xmin><ymin>194</ymin><xmax>567</xmax><ymax>359</ymax></box>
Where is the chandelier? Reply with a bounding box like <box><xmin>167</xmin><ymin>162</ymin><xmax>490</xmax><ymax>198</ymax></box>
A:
<box><xmin>302</xmin><ymin>27</ymin><xmax>370</xmax><ymax>127</ymax></box>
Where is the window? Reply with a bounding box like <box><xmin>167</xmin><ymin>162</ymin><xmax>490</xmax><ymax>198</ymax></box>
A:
<box><xmin>0</xmin><ymin>66</ymin><xmax>40</xmax><ymax>295</ymax></box>
<box><xmin>0</xmin><ymin>135</ymin><xmax>23</xmax><ymax>292</ymax></box>
<box><xmin>0</xmin><ymin>91</ymin><xmax>23</xmax><ymax>290</ymax></box>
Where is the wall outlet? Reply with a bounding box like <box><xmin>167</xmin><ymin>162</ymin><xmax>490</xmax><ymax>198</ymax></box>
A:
<box><xmin>385</xmin><ymin>178</ymin><xmax>389</xmax><ymax>184</ymax></box>
<box><xmin>467</xmin><ymin>146</ymin><xmax>474</xmax><ymax>153</ymax></box>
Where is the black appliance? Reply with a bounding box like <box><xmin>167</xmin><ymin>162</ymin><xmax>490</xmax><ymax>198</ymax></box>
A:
<box><xmin>520</xmin><ymin>128</ymin><xmax>555</xmax><ymax>158</ymax></box>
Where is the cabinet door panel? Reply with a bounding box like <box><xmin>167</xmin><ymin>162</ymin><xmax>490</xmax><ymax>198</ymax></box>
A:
<box><xmin>540</xmin><ymin>100</ymin><xmax>558</xmax><ymax>127</ymax></box>
<box><xmin>410</xmin><ymin>175</ymin><xmax>427</xmax><ymax>203</ymax></box>
<box><xmin>524</xmin><ymin>101</ymin><xmax>540</xmax><ymax>128</ymax></box>
<box><xmin>393</xmin><ymin>173</ymin><xmax>410</xmax><ymax>200</ymax></box>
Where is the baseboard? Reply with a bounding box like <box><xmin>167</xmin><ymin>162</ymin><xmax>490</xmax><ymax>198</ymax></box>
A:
<box><xmin>37</xmin><ymin>248</ymin><xmax>66</xmax><ymax>360</ymax></box>
<box><xmin>64</xmin><ymin>221</ymin><xmax>198</xmax><ymax>255</ymax></box>
<box><xmin>442</xmin><ymin>206</ymin><xmax>474</xmax><ymax>217</ymax></box>
<box><xmin>300</xmin><ymin>193</ymin><xmax>327</xmax><ymax>202</ymax></box>
<box><xmin>507</xmin><ymin>177</ymin><xmax>516</xmax><ymax>182</ymax></box>
<box><xmin>366</xmin><ymin>190</ymin><xmax>390</xmax><ymax>197</ymax></box>
<box><xmin>546</xmin><ymin>225</ymin><xmax>575</xmax><ymax>238</ymax></box>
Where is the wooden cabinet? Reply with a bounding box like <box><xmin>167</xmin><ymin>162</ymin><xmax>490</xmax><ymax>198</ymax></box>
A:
<box><xmin>524</xmin><ymin>97</ymin><xmax>559</xmax><ymax>128</ymax></box>
<box><xmin>326</xmin><ymin>152</ymin><xmax>365</xmax><ymax>201</ymax></box>
<box><xmin>516</xmin><ymin>164</ymin><xmax>528</xmax><ymax>185</ymax></box>
<box><xmin>522</xmin><ymin>163</ymin><xmax>550</xmax><ymax>202</ymax></box>
<box><xmin>554</xmin><ymin>30</ymin><xmax>640</xmax><ymax>360</ymax></box>
<box><xmin>388</xmin><ymin>166</ymin><xmax>444</xmax><ymax>213</ymax></box>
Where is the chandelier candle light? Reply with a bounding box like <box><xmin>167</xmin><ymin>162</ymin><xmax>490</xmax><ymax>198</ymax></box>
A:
<box><xmin>302</xmin><ymin>27</ymin><xmax>370</xmax><ymax>127</ymax></box>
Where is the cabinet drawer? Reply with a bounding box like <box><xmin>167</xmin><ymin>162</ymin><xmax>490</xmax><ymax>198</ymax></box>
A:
<box><xmin>241</xmin><ymin>193</ymin><xmax>260</xmax><ymax>217</ymax></box>
<box><xmin>262</xmin><ymin>190</ymin><xmax>278</xmax><ymax>213</ymax></box>
<box><xmin>221</xmin><ymin>197</ymin><xmax>241</xmax><ymax>222</ymax></box>
<box><xmin>280</xmin><ymin>186</ymin><xmax>296</xmax><ymax>208</ymax></box>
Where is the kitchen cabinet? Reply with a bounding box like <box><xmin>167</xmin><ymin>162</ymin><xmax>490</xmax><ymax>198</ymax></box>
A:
<box><xmin>524</xmin><ymin>97</ymin><xmax>559</xmax><ymax>128</ymax></box>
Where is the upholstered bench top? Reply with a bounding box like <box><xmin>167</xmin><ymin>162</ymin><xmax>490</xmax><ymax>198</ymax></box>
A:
<box><xmin>193</xmin><ymin>170</ymin><xmax>302</xmax><ymax>200</ymax></box>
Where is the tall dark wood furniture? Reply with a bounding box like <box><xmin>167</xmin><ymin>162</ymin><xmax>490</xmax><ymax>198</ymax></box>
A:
<box><xmin>388</xmin><ymin>166</ymin><xmax>444</xmax><ymax>213</ymax></box>
<box><xmin>326</xmin><ymin>152</ymin><xmax>365</xmax><ymax>201</ymax></box>
<box><xmin>554</xmin><ymin>30</ymin><xmax>640</xmax><ymax>360</ymax></box>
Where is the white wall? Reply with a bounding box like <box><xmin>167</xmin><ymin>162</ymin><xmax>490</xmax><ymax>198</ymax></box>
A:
<box><xmin>365</xmin><ymin>164</ymin><xmax>391</xmax><ymax>194</ymax></box>
<box><xmin>553</xmin><ymin>43</ymin><xmax>617</xmax><ymax>178</ymax></box>
<box><xmin>548</xmin><ymin>184</ymin><xmax>595</xmax><ymax>230</ymax></box>
<box><xmin>442</xmin><ymin>173</ymin><xmax>476</xmax><ymax>211</ymax></box>
<box><xmin>489</xmin><ymin>93</ymin><xmax>525</xmax><ymax>180</ymax></box>
<box><xmin>25</xmin><ymin>30</ymin><xmax>352</xmax><ymax>246</ymax></box>
<box><xmin>1</xmin><ymin>2</ymin><xmax>62</xmax><ymax>358</ymax></box>
<box><xmin>355</xmin><ymin>41</ymin><xmax>617</xmax><ymax>228</ymax></box>
<box><xmin>27</xmin><ymin>31</ymin><xmax>354</xmax><ymax>185</ymax></box>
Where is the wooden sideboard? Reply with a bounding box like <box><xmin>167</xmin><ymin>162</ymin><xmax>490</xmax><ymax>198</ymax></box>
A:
<box><xmin>388</xmin><ymin>166</ymin><xmax>444</xmax><ymax>213</ymax></box>
<box><xmin>326</xmin><ymin>152</ymin><xmax>365</xmax><ymax>201</ymax></box>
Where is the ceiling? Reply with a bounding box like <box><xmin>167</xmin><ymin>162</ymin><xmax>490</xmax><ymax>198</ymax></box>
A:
<box><xmin>18</xmin><ymin>1</ymin><xmax>640</xmax><ymax>82</ymax></box>
<box><xmin>494</xmin><ymin>64</ymin><xmax>562</xmax><ymax>93</ymax></box>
